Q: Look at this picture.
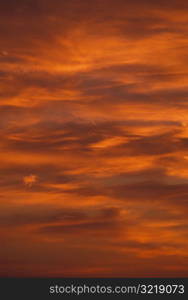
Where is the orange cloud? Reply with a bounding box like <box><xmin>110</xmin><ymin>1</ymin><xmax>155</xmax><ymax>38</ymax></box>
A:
<box><xmin>0</xmin><ymin>0</ymin><xmax>188</xmax><ymax>277</ymax></box>
<box><xmin>23</xmin><ymin>174</ymin><xmax>38</xmax><ymax>187</ymax></box>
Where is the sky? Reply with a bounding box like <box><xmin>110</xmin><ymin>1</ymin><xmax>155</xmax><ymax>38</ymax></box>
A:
<box><xmin>0</xmin><ymin>0</ymin><xmax>188</xmax><ymax>277</ymax></box>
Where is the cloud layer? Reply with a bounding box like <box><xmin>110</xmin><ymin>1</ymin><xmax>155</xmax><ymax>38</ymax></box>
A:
<box><xmin>0</xmin><ymin>0</ymin><xmax>188</xmax><ymax>277</ymax></box>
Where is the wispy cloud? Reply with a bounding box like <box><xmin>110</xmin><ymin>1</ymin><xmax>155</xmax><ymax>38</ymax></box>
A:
<box><xmin>0</xmin><ymin>0</ymin><xmax>188</xmax><ymax>277</ymax></box>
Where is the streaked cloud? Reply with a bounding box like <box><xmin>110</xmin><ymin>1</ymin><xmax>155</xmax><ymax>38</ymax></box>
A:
<box><xmin>0</xmin><ymin>0</ymin><xmax>188</xmax><ymax>277</ymax></box>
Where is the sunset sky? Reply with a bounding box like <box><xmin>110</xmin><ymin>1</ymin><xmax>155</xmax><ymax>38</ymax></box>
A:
<box><xmin>0</xmin><ymin>0</ymin><xmax>188</xmax><ymax>277</ymax></box>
